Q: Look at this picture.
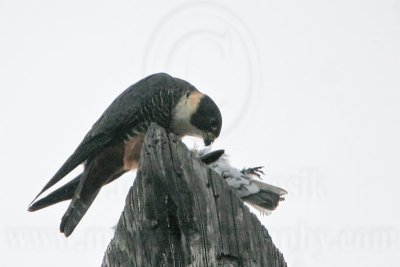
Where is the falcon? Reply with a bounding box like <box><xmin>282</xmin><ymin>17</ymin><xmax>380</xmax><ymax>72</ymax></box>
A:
<box><xmin>28</xmin><ymin>73</ymin><xmax>222</xmax><ymax>236</ymax></box>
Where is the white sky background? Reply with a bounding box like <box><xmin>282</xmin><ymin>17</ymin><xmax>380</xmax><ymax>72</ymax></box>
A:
<box><xmin>1</xmin><ymin>0</ymin><xmax>399</xmax><ymax>266</ymax></box>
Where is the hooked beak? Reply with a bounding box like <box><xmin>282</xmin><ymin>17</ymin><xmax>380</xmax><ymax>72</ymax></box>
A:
<box><xmin>203</xmin><ymin>133</ymin><xmax>216</xmax><ymax>146</ymax></box>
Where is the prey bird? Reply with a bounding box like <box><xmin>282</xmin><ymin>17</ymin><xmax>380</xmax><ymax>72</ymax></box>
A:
<box><xmin>28</xmin><ymin>73</ymin><xmax>222</xmax><ymax>237</ymax></box>
<box><xmin>198</xmin><ymin>149</ymin><xmax>287</xmax><ymax>214</ymax></box>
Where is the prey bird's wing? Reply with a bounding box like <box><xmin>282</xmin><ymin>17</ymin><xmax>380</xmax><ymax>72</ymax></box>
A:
<box><xmin>200</xmin><ymin>149</ymin><xmax>287</xmax><ymax>214</ymax></box>
<box><xmin>31</xmin><ymin>73</ymin><xmax>176</xmax><ymax>203</ymax></box>
<box><xmin>199</xmin><ymin>149</ymin><xmax>225</xmax><ymax>164</ymax></box>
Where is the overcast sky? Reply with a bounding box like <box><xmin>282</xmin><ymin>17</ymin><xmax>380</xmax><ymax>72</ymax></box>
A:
<box><xmin>1</xmin><ymin>1</ymin><xmax>399</xmax><ymax>266</ymax></box>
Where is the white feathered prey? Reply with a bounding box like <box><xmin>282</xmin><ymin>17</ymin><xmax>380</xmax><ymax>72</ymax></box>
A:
<box><xmin>196</xmin><ymin>148</ymin><xmax>287</xmax><ymax>214</ymax></box>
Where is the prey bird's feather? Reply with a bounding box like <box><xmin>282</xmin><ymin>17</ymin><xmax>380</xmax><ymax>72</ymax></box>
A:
<box><xmin>196</xmin><ymin>148</ymin><xmax>287</xmax><ymax>214</ymax></box>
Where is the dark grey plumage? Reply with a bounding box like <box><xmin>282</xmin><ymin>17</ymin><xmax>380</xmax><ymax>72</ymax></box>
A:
<box><xmin>29</xmin><ymin>73</ymin><xmax>222</xmax><ymax>236</ymax></box>
<box><xmin>32</xmin><ymin>73</ymin><xmax>193</xmax><ymax>200</ymax></box>
<box><xmin>29</xmin><ymin>150</ymin><xmax>225</xmax><ymax>213</ymax></box>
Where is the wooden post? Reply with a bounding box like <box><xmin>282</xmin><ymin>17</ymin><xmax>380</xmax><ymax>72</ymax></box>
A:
<box><xmin>102</xmin><ymin>124</ymin><xmax>287</xmax><ymax>267</ymax></box>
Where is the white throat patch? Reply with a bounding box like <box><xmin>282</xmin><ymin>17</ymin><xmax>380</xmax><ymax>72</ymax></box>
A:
<box><xmin>171</xmin><ymin>92</ymin><xmax>204</xmax><ymax>137</ymax></box>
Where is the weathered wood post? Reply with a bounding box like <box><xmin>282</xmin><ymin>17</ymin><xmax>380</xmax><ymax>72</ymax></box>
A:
<box><xmin>102</xmin><ymin>124</ymin><xmax>286</xmax><ymax>267</ymax></box>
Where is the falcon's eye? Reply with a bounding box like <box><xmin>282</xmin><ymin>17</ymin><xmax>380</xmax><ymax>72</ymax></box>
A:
<box><xmin>209</xmin><ymin>117</ymin><xmax>217</xmax><ymax>126</ymax></box>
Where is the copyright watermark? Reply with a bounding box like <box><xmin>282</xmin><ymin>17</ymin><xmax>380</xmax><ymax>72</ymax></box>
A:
<box><xmin>142</xmin><ymin>2</ymin><xmax>262</xmax><ymax>135</ymax></box>
<box><xmin>3</xmin><ymin>227</ymin><xmax>113</xmax><ymax>250</ymax></box>
<box><xmin>274</xmin><ymin>222</ymin><xmax>399</xmax><ymax>254</ymax></box>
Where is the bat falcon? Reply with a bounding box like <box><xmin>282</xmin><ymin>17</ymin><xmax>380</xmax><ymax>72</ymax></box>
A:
<box><xmin>28</xmin><ymin>73</ymin><xmax>222</xmax><ymax>237</ymax></box>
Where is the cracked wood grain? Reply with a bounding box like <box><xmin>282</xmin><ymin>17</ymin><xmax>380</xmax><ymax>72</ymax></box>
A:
<box><xmin>102</xmin><ymin>123</ymin><xmax>286</xmax><ymax>267</ymax></box>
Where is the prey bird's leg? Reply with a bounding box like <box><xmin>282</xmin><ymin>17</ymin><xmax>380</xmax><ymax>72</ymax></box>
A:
<box><xmin>241</xmin><ymin>166</ymin><xmax>265</xmax><ymax>179</ymax></box>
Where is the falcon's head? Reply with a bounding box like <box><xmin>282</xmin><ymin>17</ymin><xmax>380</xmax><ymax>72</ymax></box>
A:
<box><xmin>171</xmin><ymin>91</ymin><xmax>222</xmax><ymax>146</ymax></box>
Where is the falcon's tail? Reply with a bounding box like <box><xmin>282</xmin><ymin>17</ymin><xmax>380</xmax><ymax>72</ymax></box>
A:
<box><xmin>242</xmin><ymin>181</ymin><xmax>287</xmax><ymax>215</ymax></box>
<box><xmin>59</xmin><ymin>188</ymin><xmax>101</xmax><ymax>237</ymax></box>
<box><xmin>28</xmin><ymin>175</ymin><xmax>81</xmax><ymax>212</ymax></box>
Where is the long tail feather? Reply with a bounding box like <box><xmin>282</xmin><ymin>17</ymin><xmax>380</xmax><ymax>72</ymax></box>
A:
<box><xmin>59</xmin><ymin>188</ymin><xmax>100</xmax><ymax>237</ymax></box>
<box><xmin>242</xmin><ymin>180</ymin><xmax>287</xmax><ymax>213</ymax></box>
<box><xmin>29</xmin><ymin>134</ymin><xmax>109</xmax><ymax>205</ymax></box>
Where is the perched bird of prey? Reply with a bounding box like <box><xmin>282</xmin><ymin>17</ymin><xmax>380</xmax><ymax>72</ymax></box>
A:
<box><xmin>28</xmin><ymin>73</ymin><xmax>222</xmax><ymax>237</ymax></box>
<box><xmin>198</xmin><ymin>149</ymin><xmax>287</xmax><ymax>214</ymax></box>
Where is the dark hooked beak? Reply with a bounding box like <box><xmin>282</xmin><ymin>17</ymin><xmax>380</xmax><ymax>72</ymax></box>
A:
<box><xmin>203</xmin><ymin>133</ymin><xmax>216</xmax><ymax>146</ymax></box>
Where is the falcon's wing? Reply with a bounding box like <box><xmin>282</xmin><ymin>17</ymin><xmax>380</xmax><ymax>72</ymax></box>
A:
<box><xmin>30</xmin><ymin>73</ymin><xmax>176</xmax><ymax>203</ymax></box>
